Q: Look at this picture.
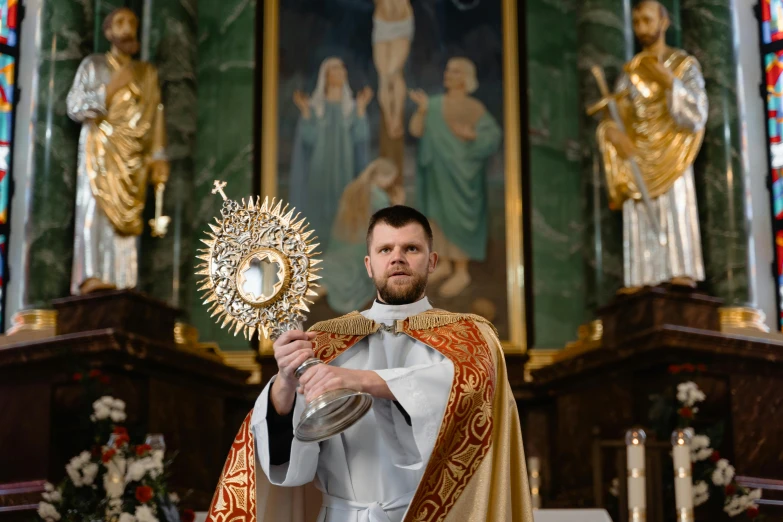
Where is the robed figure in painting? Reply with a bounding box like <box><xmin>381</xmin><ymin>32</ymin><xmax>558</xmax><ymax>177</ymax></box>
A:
<box><xmin>596</xmin><ymin>0</ymin><xmax>707</xmax><ymax>289</ymax></box>
<box><xmin>289</xmin><ymin>57</ymin><xmax>374</xmax><ymax>249</ymax></box>
<box><xmin>409</xmin><ymin>57</ymin><xmax>502</xmax><ymax>299</ymax></box>
<box><xmin>206</xmin><ymin>207</ymin><xmax>533</xmax><ymax>522</ymax></box>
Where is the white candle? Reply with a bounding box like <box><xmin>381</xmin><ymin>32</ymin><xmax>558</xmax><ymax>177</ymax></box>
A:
<box><xmin>625</xmin><ymin>429</ymin><xmax>647</xmax><ymax>521</ymax></box>
<box><xmin>528</xmin><ymin>457</ymin><xmax>541</xmax><ymax>509</ymax></box>
<box><xmin>672</xmin><ymin>429</ymin><xmax>694</xmax><ymax>522</ymax></box>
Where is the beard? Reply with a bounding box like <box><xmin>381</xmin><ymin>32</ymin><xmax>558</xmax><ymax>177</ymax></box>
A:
<box><xmin>637</xmin><ymin>29</ymin><xmax>662</xmax><ymax>48</ymax></box>
<box><xmin>373</xmin><ymin>268</ymin><xmax>428</xmax><ymax>305</ymax></box>
<box><xmin>111</xmin><ymin>36</ymin><xmax>139</xmax><ymax>56</ymax></box>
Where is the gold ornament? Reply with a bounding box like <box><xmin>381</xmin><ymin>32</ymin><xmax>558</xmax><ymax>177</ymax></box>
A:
<box><xmin>196</xmin><ymin>180</ymin><xmax>322</xmax><ymax>340</ymax></box>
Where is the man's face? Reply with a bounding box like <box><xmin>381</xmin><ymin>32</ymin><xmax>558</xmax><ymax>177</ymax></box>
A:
<box><xmin>106</xmin><ymin>10</ymin><xmax>139</xmax><ymax>56</ymax></box>
<box><xmin>632</xmin><ymin>3</ymin><xmax>667</xmax><ymax>48</ymax></box>
<box><xmin>364</xmin><ymin>222</ymin><xmax>437</xmax><ymax>305</ymax></box>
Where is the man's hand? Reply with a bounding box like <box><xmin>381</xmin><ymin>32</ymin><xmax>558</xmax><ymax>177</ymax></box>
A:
<box><xmin>149</xmin><ymin>160</ymin><xmax>170</xmax><ymax>186</ymax></box>
<box><xmin>298</xmin><ymin>365</ymin><xmax>395</xmax><ymax>403</ymax></box>
<box><xmin>270</xmin><ymin>330</ymin><xmax>317</xmax><ymax>415</ymax></box>
<box><xmin>106</xmin><ymin>66</ymin><xmax>134</xmax><ymax>104</ymax></box>
<box><xmin>606</xmin><ymin>126</ymin><xmax>636</xmax><ymax>159</ymax></box>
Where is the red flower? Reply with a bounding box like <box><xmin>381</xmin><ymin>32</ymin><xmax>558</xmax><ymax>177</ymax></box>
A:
<box><xmin>710</xmin><ymin>450</ymin><xmax>721</xmax><ymax>463</ymax></box>
<box><xmin>102</xmin><ymin>448</ymin><xmax>117</xmax><ymax>463</ymax></box>
<box><xmin>113</xmin><ymin>426</ymin><xmax>128</xmax><ymax>436</ymax></box>
<box><xmin>681</xmin><ymin>363</ymin><xmax>696</xmax><ymax>373</ymax></box>
<box><xmin>99</xmin><ymin>375</ymin><xmax>111</xmax><ymax>385</ymax></box>
<box><xmin>697</xmin><ymin>364</ymin><xmax>707</xmax><ymax>372</ymax></box>
<box><xmin>747</xmin><ymin>506</ymin><xmax>759</xmax><ymax>519</ymax></box>
<box><xmin>181</xmin><ymin>509</ymin><xmax>195</xmax><ymax>522</ymax></box>
<box><xmin>135</xmin><ymin>485</ymin><xmax>154</xmax><ymax>504</ymax></box>
<box><xmin>136</xmin><ymin>444</ymin><xmax>152</xmax><ymax>457</ymax></box>
<box><xmin>88</xmin><ymin>369</ymin><xmax>102</xmax><ymax>378</ymax></box>
<box><xmin>677</xmin><ymin>407</ymin><xmax>694</xmax><ymax>419</ymax></box>
<box><xmin>114</xmin><ymin>434</ymin><xmax>130</xmax><ymax>447</ymax></box>
<box><xmin>725</xmin><ymin>483</ymin><xmax>736</xmax><ymax>495</ymax></box>
<box><xmin>73</xmin><ymin>372</ymin><xmax>83</xmax><ymax>382</ymax></box>
<box><xmin>668</xmin><ymin>364</ymin><xmax>682</xmax><ymax>374</ymax></box>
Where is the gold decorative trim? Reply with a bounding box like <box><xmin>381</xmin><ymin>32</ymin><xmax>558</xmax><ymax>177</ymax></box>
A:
<box><xmin>677</xmin><ymin>507</ymin><xmax>693</xmax><ymax>522</ymax></box>
<box><xmin>629</xmin><ymin>507</ymin><xmax>647</xmax><ymax>522</ymax></box>
<box><xmin>174</xmin><ymin>321</ymin><xmax>199</xmax><ymax>347</ymax></box>
<box><xmin>406</xmin><ymin>310</ymin><xmax>498</xmax><ymax>336</ymax></box>
<box><xmin>524</xmin><ymin>348</ymin><xmax>563</xmax><ymax>382</ymax></box>
<box><xmin>628</xmin><ymin>468</ymin><xmax>646</xmax><ymax>478</ymax></box>
<box><xmin>7</xmin><ymin>309</ymin><xmax>57</xmax><ymax>335</ymax></box>
<box><xmin>308</xmin><ymin>311</ymin><xmax>378</xmax><ymax>336</ymax></box>
<box><xmin>221</xmin><ymin>350</ymin><xmax>262</xmax><ymax>384</ymax></box>
<box><xmin>675</xmin><ymin>467</ymin><xmax>691</xmax><ymax>478</ymax></box>
<box><xmin>720</xmin><ymin>306</ymin><xmax>770</xmax><ymax>333</ymax></box>
<box><xmin>260</xmin><ymin>0</ymin><xmax>527</xmax><ymax>354</ymax></box>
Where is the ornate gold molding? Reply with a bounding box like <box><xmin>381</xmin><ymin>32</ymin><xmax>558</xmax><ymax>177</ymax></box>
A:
<box><xmin>719</xmin><ymin>306</ymin><xmax>770</xmax><ymax>333</ymax></box>
<box><xmin>7</xmin><ymin>309</ymin><xmax>57</xmax><ymax>335</ymax></box>
<box><xmin>524</xmin><ymin>349</ymin><xmax>562</xmax><ymax>382</ymax></box>
<box><xmin>221</xmin><ymin>350</ymin><xmax>262</xmax><ymax>384</ymax></box>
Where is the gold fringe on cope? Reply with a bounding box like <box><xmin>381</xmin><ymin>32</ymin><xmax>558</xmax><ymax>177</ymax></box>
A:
<box><xmin>308</xmin><ymin>311</ymin><xmax>380</xmax><ymax>336</ymax></box>
<box><xmin>309</xmin><ymin>309</ymin><xmax>499</xmax><ymax>337</ymax></box>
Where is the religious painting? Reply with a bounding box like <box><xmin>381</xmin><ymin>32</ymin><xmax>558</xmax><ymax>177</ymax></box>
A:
<box><xmin>260</xmin><ymin>0</ymin><xmax>525</xmax><ymax>351</ymax></box>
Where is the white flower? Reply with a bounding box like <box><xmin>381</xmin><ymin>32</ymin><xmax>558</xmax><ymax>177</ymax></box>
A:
<box><xmin>81</xmin><ymin>462</ymin><xmax>99</xmax><ymax>486</ymax></box>
<box><xmin>135</xmin><ymin>505</ymin><xmax>159</xmax><ymax>522</ymax></box>
<box><xmin>168</xmin><ymin>492</ymin><xmax>180</xmax><ymax>504</ymax></box>
<box><xmin>106</xmin><ymin>498</ymin><xmax>123</xmax><ymax>517</ymax></box>
<box><xmin>677</xmin><ymin>381</ymin><xmax>706</xmax><ymax>407</ymax></box>
<box><xmin>749</xmin><ymin>488</ymin><xmax>762</xmax><ymax>501</ymax></box>
<box><xmin>110</xmin><ymin>409</ymin><xmax>127</xmax><ymax>423</ymax></box>
<box><xmin>93</xmin><ymin>403</ymin><xmax>111</xmax><ymax>420</ymax></box>
<box><xmin>690</xmin><ymin>435</ymin><xmax>712</xmax><ymax>462</ymax></box>
<box><xmin>127</xmin><ymin>459</ymin><xmax>148</xmax><ymax>482</ymax></box>
<box><xmin>724</xmin><ymin>494</ymin><xmax>754</xmax><ymax>517</ymax></box>
<box><xmin>693</xmin><ymin>481</ymin><xmax>709</xmax><ymax>506</ymax></box>
<box><xmin>42</xmin><ymin>488</ymin><xmax>62</xmax><ymax>503</ymax></box>
<box><xmin>119</xmin><ymin>514</ymin><xmax>136</xmax><ymax>522</ymax></box>
<box><xmin>37</xmin><ymin>501</ymin><xmax>61</xmax><ymax>521</ymax></box>
<box><xmin>712</xmin><ymin>459</ymin><xmax>736</xmax><ymax>486</ymax></box>
<box><xmin>113</xmin><ymin>398</ymin><xmax>126</xmax><ymax>410</ymax></box>
<box><xmin>100</xmin><ymin>396</ymin><xmax>116</xmax><ymax>406</ymax></box>
<box><xmin>44</xmin><ymin>483</ymin><xmax>54</xmax><ymax>493</ymax></box>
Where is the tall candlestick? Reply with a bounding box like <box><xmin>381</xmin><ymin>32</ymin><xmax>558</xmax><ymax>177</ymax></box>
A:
<box><xmin>528</xmin><ymin>456</ymin><xmax>541</xmax><ymax>509</ymax></box>
<box><xmin>625</xmin><ymin>428</ymin><xmax>647</xmax><ymax>522</ymax></box>
<box><xmin>672</xmin><ymin>428</ymin><xmax>694</xmax><ymax>522</ymax></box>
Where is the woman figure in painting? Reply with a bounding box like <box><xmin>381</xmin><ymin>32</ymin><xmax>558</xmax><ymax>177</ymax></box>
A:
<box><xmin>373</xmin><ymin>0</ymin><xmax>413</xmax><ymax>139</ymax></box>
<box><xmin>319</xmin><ymin>158</ymin><xmax>404</xmax><ymax>313</ymax></box>
<box><xmin>289</xmin><ymin>57</ymin><xmax>374</xmax><ymax>248</ymax></box>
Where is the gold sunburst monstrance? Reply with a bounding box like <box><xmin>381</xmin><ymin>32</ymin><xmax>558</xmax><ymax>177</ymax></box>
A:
<box><xmin>196</xmin><ymin>180</ymin><xmax>322</xmax><ymax>340</ymax></box>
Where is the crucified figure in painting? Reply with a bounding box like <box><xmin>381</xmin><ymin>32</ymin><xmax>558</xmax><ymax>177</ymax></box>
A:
<box><xmin>373</xmin><ymin>0</ymin><xmax>413</xmax><ymax>140</ymax></box>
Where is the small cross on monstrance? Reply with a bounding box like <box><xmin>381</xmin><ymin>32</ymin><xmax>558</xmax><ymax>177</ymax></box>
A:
<box><xmin>212</xmin><ymin>180</ymin><xmax>228</xmax><ymax>200</ymax></box>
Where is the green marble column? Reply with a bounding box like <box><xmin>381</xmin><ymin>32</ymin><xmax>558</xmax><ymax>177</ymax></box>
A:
<box><xmin>22</xmin><ymin>0</ymin><xmax>93</xmax><ymax>308</ymax></box>
<box><xmin>682</xmin><ymin>1</ymin><xmax>754</xmax><ymax>306</ymax></box>
<box><xmin>137</xmin><ymin>0</ymin><xmax>197</xmax><ymax>314</ymax></box>
<box><xmin>577</xmin><ymin>0</ymin><xmax>632</xmax><ymax>313</ymax></box>
<box><xmin>191</xmin><ymin>0</ymin><xmax>256</xmax><ymax>350</ymax></box>
<box><xmin>526</xmin><ymin>0</ymin><xmax>586</xmax><ymax>347</ymax></box>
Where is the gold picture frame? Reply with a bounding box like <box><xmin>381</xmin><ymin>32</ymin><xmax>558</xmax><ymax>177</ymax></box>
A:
<box><xmin>259</xmin><ymin>0</ymin><xmax>526</xmax><ymax>354</ymax></box>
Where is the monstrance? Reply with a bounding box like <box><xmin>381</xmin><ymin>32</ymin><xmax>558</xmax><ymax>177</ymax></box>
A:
<box><xmin>196</xmin><ymin>181</ymin><xmax>372</xmax><ymax>442</ymax></box>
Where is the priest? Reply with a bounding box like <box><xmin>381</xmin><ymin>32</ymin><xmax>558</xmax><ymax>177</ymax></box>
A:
<box><xmin>206</xmin><ymin>205</ymin><xmax>533</xmax><ymax>522</ymax></box>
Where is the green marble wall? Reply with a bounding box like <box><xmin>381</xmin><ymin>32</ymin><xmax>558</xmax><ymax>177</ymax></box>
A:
<box><xmin>23</xmin><ymin>0</ymin><xmax>93</xmax><ymax>308</ymax></box>
<box><xmin>682</xmin><ymin>0</ymin><xmax>754</xmax><ymax>306</ymax></box>
<box><xmin>526</xmin><ymin>0</ymin><xmax>586</xmax><ymax>347</ymax></box>
<box><xmin>577</xmin><ymin>0</ymin><xmax>631</xmax><ymax>314</ymax></box>
<box><xmin>137</xmin><ymin>0</ymin><xmax>198</xmax><ymax>314</ymax></box>
<box><xmin>191</xmin><ymin>0</ymin><xmax>257</xmax><ymax>350</ymax></box>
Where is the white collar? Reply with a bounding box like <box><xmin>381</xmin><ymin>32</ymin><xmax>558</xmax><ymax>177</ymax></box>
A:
<box><xmin>363</xmin><ymin>297</ymin><xmax>432</xmax><ymax>324</ymax></box>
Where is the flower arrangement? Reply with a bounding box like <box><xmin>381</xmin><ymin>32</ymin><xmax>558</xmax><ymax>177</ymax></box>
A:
<box><xmin>37</xmin><ymin>370</ymin><xmax>192</xmax><ymax>522</ymax></box>
<box><xmin>663</xmin><ymin>365</ymin><xmax>763</xmax><ymax>520</ymax></box>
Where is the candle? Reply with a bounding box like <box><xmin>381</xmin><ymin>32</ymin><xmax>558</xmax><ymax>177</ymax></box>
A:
<box><xmin>672</xmin><ymin>428</ymin><xmax>694</xmax><ymax>522</ymax></box>
<box><xmin>625</xmin><ymin>428</ymin><xmax>647</xmax><ymax>522</ymax></box>
<box><xmin>528</xmin><ymin>457</ymin><xmax>541</xmax><ymax>509</ymax></box>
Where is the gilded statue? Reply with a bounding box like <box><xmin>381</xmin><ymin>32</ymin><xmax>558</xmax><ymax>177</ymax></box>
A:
<box><xmin>589</xmin><ymin>0</ymin><xmax>708</xmax><ymax>289</ymax></box>
<box><xmin>66</xmin><ymin>8</ymin><xmax>169</xmax><ymax>295</ymax></box>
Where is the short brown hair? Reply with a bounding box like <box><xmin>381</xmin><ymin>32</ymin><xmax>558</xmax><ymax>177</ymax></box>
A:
<box><xmin>366</xmin><ymin>206</ymin><xmax>434</xmax><ymax>252</ymax></box>
<box><xmin>102</xmin><ymin>7</ymin><xmax>137</xmax><ymax>34</ymax></box>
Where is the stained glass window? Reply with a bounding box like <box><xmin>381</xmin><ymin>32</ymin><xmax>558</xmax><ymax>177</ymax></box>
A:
<box><xmin>766</xmin><ymin>50</ymin><xmax>783</xmax><ymax>329</ymax></box>
<box><xmin>0</xmin><ymin>53</ymin><xmax>11</xmax><ymax>228</ymax></box>
<box><xmin>0</xmin><ymin>0</ymin><xmax>17</xmax><ymax>47</ymax></box>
